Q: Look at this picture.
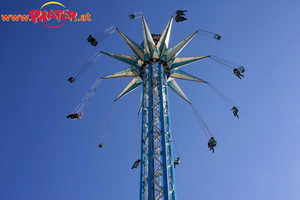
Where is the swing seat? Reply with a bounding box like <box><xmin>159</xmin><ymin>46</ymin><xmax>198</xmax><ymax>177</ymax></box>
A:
<box><xmin>174</xmin><ymin>158</ymin><xmax>181</xmax><ymax>165</ymax></box>
<box><xmin>132</xmin><ymin>159</ymin><xmax>141</xmax><ymax>169</ymax></box>
<box><xmin>175</xmin><ymin>15</ymin><xmax>187</xmax><ymax>22</ymax></box>
<box><xmin>214</xmin><ymin>34</ymin><xmax>221</xmax><ymax>40</ymax></box>
<box><xmin>98</xmin><ymin>143</ymin><xmax>105</xmax><ymax>148</ymax></box>
<box><xmin>176</xmin><ymin>10</ymin><xmax>186</xmax><ymax>15</ymax></box>
<box><xmin>128</xmin><ymin>12</ymin><xmax>143</xmax><ymax>20</ymax></box>
<box><xmin>238</xmin><ymin>66</ymin><xmax>245</xmax><ymax>73</ymax></box>
<box><xmin>87</xmin><ymin>35</ymin><xmax>93</xmax><ymax>42</ymax></box>
<box><xmin>208</xmin><ymin>137</ymin><xmax>217</xmax><ymax>147</ymax></box>
<box><xmin>67</xmin><ymin>77</ymin><xmax>75</xmax><ymax>83</ymax></box>
<box><xmin>129</xmin><ymin>14</ymin><xmax>135</xmax><ymax>19</ymax></box>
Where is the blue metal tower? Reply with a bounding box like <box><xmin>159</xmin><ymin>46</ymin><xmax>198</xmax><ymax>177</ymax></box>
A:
<box><xmin>100</xmin><ymin>16</ymin><xmax>210</xmax><ymax>200</ymax></box>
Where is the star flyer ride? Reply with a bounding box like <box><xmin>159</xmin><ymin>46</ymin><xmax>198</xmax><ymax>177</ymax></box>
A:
<box><xmin>67</xmin><ymin>11</ymin><xmax>245</xmax><ymax>200</ymax></box>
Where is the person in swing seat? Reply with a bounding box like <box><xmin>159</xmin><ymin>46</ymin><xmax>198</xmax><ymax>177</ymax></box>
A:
<box><xmin>233</xmin><ymin>68</ymin><xmax>244</xmax><ymax>79</ymax></box>
<box><xmin>231</xmin><ymin>106</ymin><xmax>239</xmax><ymax>119</ymax></box>
<box><xmin>132</xmin><ymin>159</ymin><xmax>141</xmax><ymax>169</ymax></box>
<box><xmin>208</xmin><ymin>137</ymin><xmax>217</xmax><ymax>153</ymax></box>
<box><xmin>174</xmin><ymin>157</ymin><xmax>181</xmax><ymax>168</ymax></box>
<box><xmin>66</xmin><ymin>113</ymin><xmax>82</xmax><ymax>119</ymax></box>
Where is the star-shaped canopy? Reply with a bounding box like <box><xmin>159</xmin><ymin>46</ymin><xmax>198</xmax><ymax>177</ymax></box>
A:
<box><xmin>100</xmin><ymin>16</ymin><xmax>209</xmax><ymax>103</ymax></box>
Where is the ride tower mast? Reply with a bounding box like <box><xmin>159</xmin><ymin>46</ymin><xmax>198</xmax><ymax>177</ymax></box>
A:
<box><xmin>100</xmin><ymin>15</ymin><xmax>210</xmax><ymax>200</ymax></box>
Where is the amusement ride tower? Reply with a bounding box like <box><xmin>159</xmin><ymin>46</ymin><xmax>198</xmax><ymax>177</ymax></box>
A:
<box><xmin>69</xmin><ymin>13</ymin><xmax>243</xmax><ymax>200</ymax></box>
<box><xmin>99</xmin><ymin>15</ymin><xmax>210</xmax><ymax>200</ymax></box>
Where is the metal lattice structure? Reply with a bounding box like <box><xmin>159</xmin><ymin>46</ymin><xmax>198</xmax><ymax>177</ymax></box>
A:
<box><xmin>100</xmin><ymin>16</ymin><xmax>210</xmax><ymax>200</ymax></box>
<box><xmin>139</xmin><ymin>62</ymin><xmax>175</xmax><ymax>199</ymax></box>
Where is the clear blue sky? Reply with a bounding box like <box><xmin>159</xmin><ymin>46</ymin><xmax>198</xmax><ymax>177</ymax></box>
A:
<box><xmin>1</xmin><ymin>0</ymin><xmax>300</xmax><ymax>199</ymax></box>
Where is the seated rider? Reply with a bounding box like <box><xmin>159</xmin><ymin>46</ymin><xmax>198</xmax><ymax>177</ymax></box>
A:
<box><xmin>233</xmin><ymin>68</ymin><xmax>244</xmax><ymax>79</ymax></box>
<box><xmin>66</xmin><ymin>114</ymin><xmax>74</xmax><ymax>119</ymax></box>
<box><xmin>176</xmin><ymin>10</ymin><xmax>187</xmax><ymax>16</ymax></box>
<box><xmin>87</xmin><ymin>35</ymin><xmax>98</xmax><ymax>46</ymax></box>
<box><xmin>98</xmin><ymin>143</ymin><xmax>105</xmax><ymax>148</ymax></box>
<box><xmin>66</xmin><ymin>113</ymin><xmax>82</xmax><ymax>119</ymax></box>
<box><xmin>174</xmin><ymin>157</ymin><xmax>181</xmax><ymax>168</ymax></box>
<box><xmin>214</xmin><ymin>34</ymin><xmax>221</xmax><ymax>40</ymax></box>
<box><xmin>67</xmin><ymin>77</ymin><xmax>75</xmax><ymax>83</ymax></box>
<box><xmin>132</xmin><ymin>159</ymin><xmax>141</xmax><ymax>169</ymax></box>
<box><xmin>129</xmin><ymin>14</ymin><xmax>135</xmax><ymax>19</ymax></box>
<box><xmin>238</xmin><ymin>66</ymin><xmax>245</xmax><ymax>73</ymax></box>
<box><xmin>91</xmin><ymin>40</ymin><xmax>98</xmax><ymax>46</ymax></box>
<box><xmin>175</xmin><ymin>15</ymin><xmax>187</xmax><ymax>22</ymax></box>
<box><xmin>231</xmin><ymin>106</ymin><xmax>239</xmax><ymax>119</ymax></box>
<box><xmin>87</xmin><ymin>35</ymin><xmax>93</xmax><ymax>42</ymax></box>
<box><xmin>208</xmin><ymin>137</ymin><xmax>217</xmax><ymax>153</ymax></box>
